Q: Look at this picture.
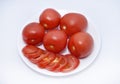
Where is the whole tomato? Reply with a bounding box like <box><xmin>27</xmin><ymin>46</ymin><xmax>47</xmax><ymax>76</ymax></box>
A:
<box><xmin>22</xmin><ymin>22</ymin><xmax>45</xmax><ymax>45</ymax></box>
<box><xmin>60</xmin><ymin>13</ymin><xmax>88</xmax><ymax>36</ymax></box>
<box><xmin>39</xmin><ymin>8</ymin><xmax>61</xmax><ymax>29</ymax></box>
<box><xmin>68</xmin><ymin>32</ymin><xmax>94</xmax><ymax>59</ymax></box>
<box><xmin>43</xmin><ymin>30</ymin><xmax>67</xmax><ymax>53</ymax></box>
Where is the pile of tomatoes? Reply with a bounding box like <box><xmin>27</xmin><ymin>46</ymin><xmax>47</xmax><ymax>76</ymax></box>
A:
<box><xmin>22</xmin><ymin>8</ymin><xmax>94</xmax><ymax>73</ymax></box>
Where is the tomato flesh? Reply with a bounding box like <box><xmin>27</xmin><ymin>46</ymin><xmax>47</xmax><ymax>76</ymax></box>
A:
<box><xmin>61</xmin><ymin>54</ymin><xmax>80</xmax><ymax>72</ymax></box>
<box><xmin>22</xmin><ymin>45</ymin><xmax>40</xmax><ymax>58</ymax></box>
<box><xmin>53</xmin><ymin>55</ymin><xmax>68</xmax><ymax>72</ymax></box>
<box><xmin>22</xmin><ymin>45</ymin><xmax>39</xmax><ymax>54</ymax></box>
<box><xmin>45</xmin><ymin>54</ymin><xmax>63</xmax><ymax>71</ymax></box>
<box><xmin>37</xmin><ymin>52</ymin><xmax>55</xmax><ymax>68</ymax></box>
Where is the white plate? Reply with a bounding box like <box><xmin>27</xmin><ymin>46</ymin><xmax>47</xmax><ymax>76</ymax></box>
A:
<box><xmin>17</xmin><ymin>9</ymin><xmax>101</xmax><ymax>77</ymax></box>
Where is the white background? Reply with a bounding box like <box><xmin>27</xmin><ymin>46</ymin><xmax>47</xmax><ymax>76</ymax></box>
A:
<box><xmin>0</xmin><ymin>0</ymin><xmax>120</xmax><ymax>84</ymax></box>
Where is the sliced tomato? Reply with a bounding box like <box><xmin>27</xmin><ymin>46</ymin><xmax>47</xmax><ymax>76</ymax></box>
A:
<box><xmin>30</xmin><ymin>51</ymin><xmax>48</xmax><ymax>64</ymax></box>
<box><xmin>61</xmin><ymin>54</ymin><xmax>80</xmax><ymax>72</ymax></box>
<box><xmin>37</xmin><ymin>52</ymin><xmax>56</xmax><ymax>68</ymax></box>
<box><xmin>25</xmin><ymin>48</ymin><xmax>44</xmax><ymax>59</ymax></box>
<box><xmin>53</xmin><ymin>55</ymin><xmax>68</xmax><ymax>72</ymax></box>
<box><xmin>45</xmin><ymin>54</ymin><xmax>63</xmax><ymax>71</ymax></box>
<box><xmin>22</xmin><ymin>45</ymin><xmax>39</xmax><ymax>54</ymax></box>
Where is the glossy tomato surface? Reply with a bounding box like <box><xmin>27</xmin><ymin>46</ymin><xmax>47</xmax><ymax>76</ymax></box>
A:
<box><xmin>22</xmin><ymin>22</ymin><xmax>45</xmax><ymax>45</ymax></box>
<box><xmin>43</xmin><ymin>30</ymin><xmax>67</xmax><ymax>53</ymax></box>
<box><xmin>39</xmin><ymin>8</ymin><xmax>61</xmax><ymax>29</ymax></box>
<box><xmin>60</xmin><ymin>13</ymin><xmax>88</xmax><ymax>36</ymax></box>
<box><xmin>68</xmin><ymin>32</ymin><xmax>94</xmax><ymax>59</ymax></box>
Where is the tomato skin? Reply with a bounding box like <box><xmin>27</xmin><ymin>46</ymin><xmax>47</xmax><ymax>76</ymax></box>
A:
<box><xmin>43</xmin><ymin>30</ymin><xmax>67</xmax><ymax>53</ymax></box>
<box><xmin>22</xmin><ymin>22</ymin><xmax>45</xmax><ymax>45</ymax></box>
<box><xmin>60</xmin><ymin>13</ymin><xmax>88</xmax><ymax>36</ymax></box>
<box><xmin>68</xmin><ymin>32</ymin><xmax>94</xmax><ymax>59</ymax></box>
<box><xmin>39</xmin><ymin>8</ymin><xmax>61</xmax><ymax>29</ymax></box>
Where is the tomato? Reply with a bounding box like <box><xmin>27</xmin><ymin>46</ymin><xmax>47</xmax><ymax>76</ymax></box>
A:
<box><xmin>45</xmin><ymin>54</ymin><xmax>63</xmax><ymax>71</ymax></box>
<box><xmin>22</xmin><ymin>22</ymin><xmax>45</xmax><ymax>45</ymax></box>
<box><xmin>43</xmin><ymin>30</ymin><xmax>67</xmax><ymax>53</ymax></box>
<box><xmin>68</xmin><ymin>32</ymin><xmax>94</xmax><ymax>59</ymax></box>
<box><xmin>37</xmin><ymin>52</ymin><xmax>56</xmax><ymax>68</ymax></box>
<box><xmin>39</xmin><ymin>8</ymin><xmax>61</xmax><ymax>29</ymax></box>
<box><xmin>60</xmin><ymin>13</ymin><xmax>88</xmax><ymax>36</ymax></box>
<box><xmin>61</xmin><ymin>54</ymin><xmax>80</xmax><ymax>72</ymax></box>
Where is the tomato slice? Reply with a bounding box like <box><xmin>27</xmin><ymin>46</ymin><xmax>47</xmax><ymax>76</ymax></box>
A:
<box><xmin>61</xmin><ymin>54</ymin><xmax>80</xmax><ymax>72</ymax></box>
<box><xmin>45</xmin><ymin>54</ymin><xmax>63</xmax><ymax>71</ymax></box>
<box><xmin>53</xmin><ymin>55</ymin><xmax>68</xmax><ymax>72</ymax></box>
<box><xmin>37</xmin><ymin>52</ymin><xmax>56</xmax><ymax>68</ymax></box>
<box><xmin>30</xmin><ymin>51</ymin><xmax>48</xmax><ymax>64</ymax></box>
<box><xmin>22</xmin><ymin>45</ymin><xmax>45</xmax><ymax>59</ymax></box>
<box><xmin>22</xmin><ymin>45</ymin><xmax>39</xmax><ymax>55</ymax></box>
<box><xmin>25</xmin><ymin>48</ymin><xmax>44</xmax><ymax>59</ymax></box>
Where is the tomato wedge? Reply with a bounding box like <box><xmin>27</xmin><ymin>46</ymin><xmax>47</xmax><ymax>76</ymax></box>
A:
<box><xmin>37</xmin><ymin>52</ymin><xmax>56</xmax><ymax>68</ymax></box>
<box><xmin>45</xmin><ymin>54</ymin><xmax>63</xmax><ymax>71</ymax></box>
<box><xmin>61</xmin><ymin>54</ymin><xmax>80</xmax><ymax>72</ymax></box>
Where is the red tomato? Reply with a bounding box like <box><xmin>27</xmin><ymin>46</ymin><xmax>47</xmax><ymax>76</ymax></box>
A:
<box><xmin>43</xmin><ymin>30</ymin><xmax>67</xmax><ymax>53</ymax></box>
<box><xmin>60</xmin><ymin>13</ymin><xmax>88</xmax><ymax>36</ymax></box>
<box><xmin>68</xmin><ymin>32</ymin><xmax>94</xmax><ymax>59</ymax></box>
<box><xmin>37</xmin><ymin>52</ymin><xmax>56</xmax><ymax>68</ymax></box>
<box><xmin>39</xmin><ymin>8</ymin><xmax>61</xmax><ymax>29</ymax></box>
<box><xmin>45</xmin><ymin>54</ymin><xmax>63</xmax><ymax>71</ymax></box>
<box><xmin>61</xmin><ymin>54</ymin><xmax>80</xmax><ymax>72</ymax></box>
<box><xmin>22</xmin><ymin>22</ymin><xmax>45</xmax><ymax>45</ymax></box>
